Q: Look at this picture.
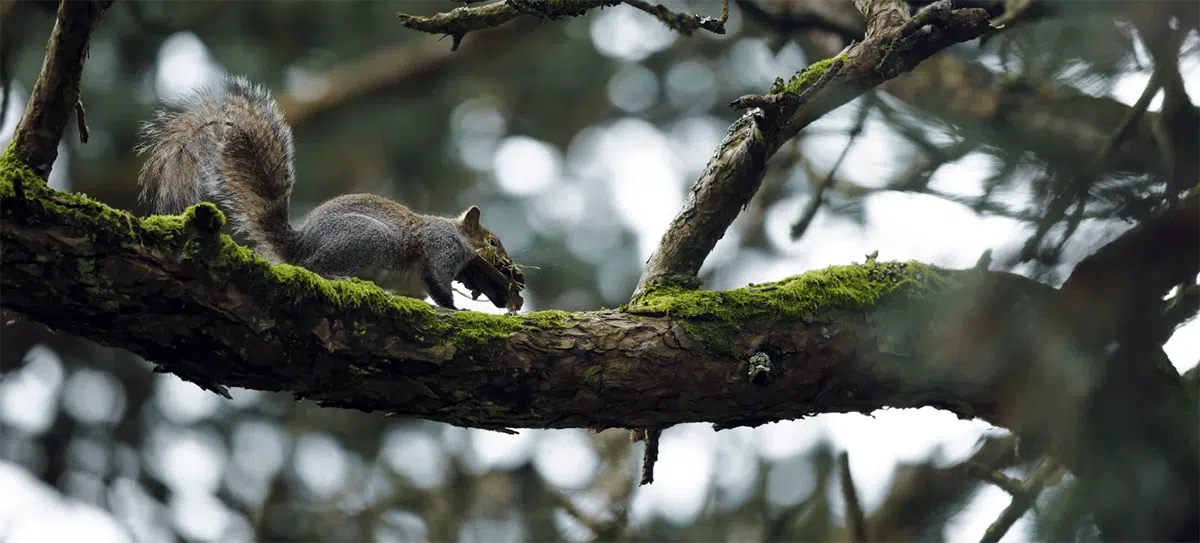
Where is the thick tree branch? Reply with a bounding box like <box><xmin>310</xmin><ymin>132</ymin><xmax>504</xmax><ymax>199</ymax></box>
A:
<box><xmin>632</xmin><ymin>2</ymin><xmax>992</xmax><ymax>297</ymax></box>
<box><xmin>5</xmin><ymin>0</ymin><xmax>112</xmax><ymax>179</ymax></box>
<box><xmin>0</xmin><ymin>158</ymin><xmax>1074</xmax><ymax>435</ymax></box>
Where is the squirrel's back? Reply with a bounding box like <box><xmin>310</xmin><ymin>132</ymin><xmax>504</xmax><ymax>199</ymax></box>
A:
<box><xmin>136</xmin><ymin>75</ymin><xmax>298</xmax><ymax>263</ymax></box>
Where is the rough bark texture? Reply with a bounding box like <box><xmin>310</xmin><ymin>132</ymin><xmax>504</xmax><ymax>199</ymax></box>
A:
<box><xmin>854</xmin><ymin>0</ymin><xmax>909</xmax><ymax>39</ymax></box>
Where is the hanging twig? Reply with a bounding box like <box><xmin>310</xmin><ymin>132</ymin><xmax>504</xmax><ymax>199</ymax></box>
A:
<box><xmin>791</xmin><ymin>96</ymin><xmax>871</xmax><ymax>239</ymax></box>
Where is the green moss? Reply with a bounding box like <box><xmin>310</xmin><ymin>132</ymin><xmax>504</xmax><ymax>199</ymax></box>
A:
<box><xmin>526</xmin><ymin>309</ymin><xmax>571</xmax><ymax>329</ymax></box>
<box><xmin>627</xmin><ymin>261</ymin><xmax>952</xmax><ymax>354</ymax></box>
<box><xmin>771</xmin><ymin>55</ymin><xmax>843</xmax><ymax>96</ymax></box>
<box><xmin>449</xmin><ymin>311</ymin><xmax>523</xmax><ymax>347</ymax></box>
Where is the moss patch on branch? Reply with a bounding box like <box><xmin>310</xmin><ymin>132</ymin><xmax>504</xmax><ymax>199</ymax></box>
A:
<box><xmin>770</xmin><ymin>55</ymin><xmax>844</xmax><ymax>96</ymax></box>
<box><xmin>626</xmin><ymin>260</ymin><xmax>950</xmax><ymax>353</ymax></box>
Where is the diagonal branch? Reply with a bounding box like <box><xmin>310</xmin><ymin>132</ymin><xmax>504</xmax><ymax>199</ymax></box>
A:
<box><xmin>6</xmin><ymin>0</ymin><xmax>113</xmax><ymax>179</ymax></box>
<box><xmin>978</xmin><ymin>459</ymin><xmax>1062</xmax><ymax>543</ymax></box>
<box><xmin>632</xmin><ymin>2</ymin><xmax>992</xmax><ymax>297</ymax></box>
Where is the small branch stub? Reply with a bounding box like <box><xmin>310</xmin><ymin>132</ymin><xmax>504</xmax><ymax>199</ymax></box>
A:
<box><xmin>748</xmin><ymin>351</ymin><xmax>774</xmax><ymax>384</ymax></box>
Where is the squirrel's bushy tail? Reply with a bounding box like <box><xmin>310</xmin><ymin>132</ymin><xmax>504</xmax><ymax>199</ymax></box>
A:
<box><xmin>136</xmin><ymin>75</ymin><xmax>298</xmax><ymax>264</ymax></box>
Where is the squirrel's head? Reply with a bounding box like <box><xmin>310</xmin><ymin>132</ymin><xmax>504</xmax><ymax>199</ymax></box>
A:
<box><xmin>458</xmin><ymin>206</ymin><xmax>511</xmax><ymax>263</ymax></box>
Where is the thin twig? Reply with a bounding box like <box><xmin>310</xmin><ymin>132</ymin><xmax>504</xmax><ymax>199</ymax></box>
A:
<box><xmin>1087</xmin><ymin>69</ymin><xmax>1163</xmax><ymax>174</ymax></box>
<box><xmin>839</xmin><ymin>452</ymin><xmax>869</xmax><ymax>542</ymax></box>
<box><xmin>553</xmin><ymin>491</ymin><xmax>611</xmax><ymax>536</ymax></box>
<box><xmin>639</xmin><ymin>427</ymin><xmax>662</xmax><ymax>485</ymax></box>
<box><xmin>73</xmin><ymin>98</ymin><xmax>88</xmax><ymax>144</ymax></box>
<box><xmin>964</xmin><ymin>461</ymin><xmax>1026</xmax><ymax>496</ymax></box>
<box><xmin>791</xmin><ymin>96</ymin><xmax>870</xmax><ymax>239</ymax></box>
<box><xmin>622</xmin><ymin>0</ymin><xmax>728</xmax><ymax>36</ymax></box>
<box><xmin>1020</xmin><ymin>67</ymin><xmax>1163</xmax><ymax>263</ymax></box>
<box><xmin>979</xmin><ymin>458</ymin><xmax>1060</xmax><ymax>543</ymax></box>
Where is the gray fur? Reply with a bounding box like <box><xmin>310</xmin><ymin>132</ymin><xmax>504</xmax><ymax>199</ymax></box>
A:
<box><xmin>136</xmin><ymin>75</ymin><xmax>484</xmax><ymax>309</ymax></box>
<box><xmin>293</xmin><ymin>195</ymin><xmax>476</xmax><ymax>308</ymax></box>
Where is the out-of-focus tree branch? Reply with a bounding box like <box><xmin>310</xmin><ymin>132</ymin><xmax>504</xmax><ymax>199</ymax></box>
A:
<box><xmin>277</xmin><ymin>20</ymin><xmax>538</xmax><ymax>126</ymax></box>
<box><xmin>746</xmin><ymin>0</ymin><xmax>1197</xmax><ymax>184</ymax></box>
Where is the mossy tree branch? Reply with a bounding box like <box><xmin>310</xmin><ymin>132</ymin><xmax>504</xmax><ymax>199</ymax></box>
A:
<box><xmin>0</xmin><ymin>156</ymin><xmax>1061</xmax><ymax>434</ymax></box>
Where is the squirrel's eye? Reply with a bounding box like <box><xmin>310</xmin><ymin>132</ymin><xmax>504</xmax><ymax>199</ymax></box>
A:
<box><xmin>487</xmin><ymin>237</ymin><xmax>497</xmax><ymax>247</ymax></box>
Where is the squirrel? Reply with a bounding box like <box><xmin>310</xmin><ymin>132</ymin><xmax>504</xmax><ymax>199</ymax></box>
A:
<box><xmin>135</xmin><ymin>74</ymin><xmax>512</xmax><ymax>310</ymax></box>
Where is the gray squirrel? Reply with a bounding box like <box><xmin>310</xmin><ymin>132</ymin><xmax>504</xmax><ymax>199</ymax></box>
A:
<box><xmin>135</xmin><ymin>74</ymin><xmax>512</xmax><ymax>310</ymax></box>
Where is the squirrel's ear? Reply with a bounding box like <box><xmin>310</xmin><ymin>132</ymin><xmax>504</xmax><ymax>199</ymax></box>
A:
<box><xmin>461</xmin><ymin>206</ymin><xmax>482</xmax><ymax>229</ymax></box>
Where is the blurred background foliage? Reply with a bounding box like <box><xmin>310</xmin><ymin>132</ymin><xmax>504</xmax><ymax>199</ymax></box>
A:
<box><xmin>0</xmin><ymin>0</ymin><xmax>1196</xmax><ymax>541</ymax></box>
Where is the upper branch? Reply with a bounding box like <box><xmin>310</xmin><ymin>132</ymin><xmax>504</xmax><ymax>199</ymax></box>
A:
<box><xmin>632</xmin><ymin>2</ymin><xmax>992</xmax><ymax>296</ymax></box>
<box><xmin>6</xmin><ymin>0</ymin><xmax>112</xmax><ymax>179</ymax></box>
<box><xmin>396</xmin><ymin>0</ymin><xmax>727</xmax><ymax>50</ymax></box>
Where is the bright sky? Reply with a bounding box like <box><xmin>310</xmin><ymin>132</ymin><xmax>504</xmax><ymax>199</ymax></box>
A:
<box><xmin>1</xmin><ymin>9</ymin><xmax>1198</xmax><ymax>543</ymax></box>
